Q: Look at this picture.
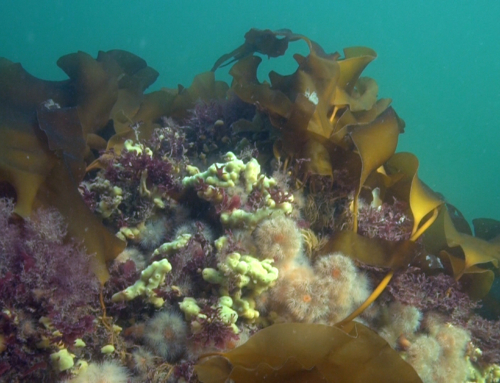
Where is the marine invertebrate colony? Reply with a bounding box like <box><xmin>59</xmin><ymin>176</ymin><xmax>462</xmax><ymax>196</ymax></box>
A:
<box><xmin>253</xmin><ymin>215</ymin><xmax>303</xmax><ymax>264</ymax></box>
<box><xmin>143</xmin><ymin>310</ymin><xmax>187</xmax><ymax>362</ymax></box>
<box><xmin>0</xmin><ymin>27</ymin><xmax>499</xmax><ymax>383</ymax></box>
<box><xmin>62</xmin><ymin>361</ymin><xmax>129</xmax><ymax>383</ymax></box>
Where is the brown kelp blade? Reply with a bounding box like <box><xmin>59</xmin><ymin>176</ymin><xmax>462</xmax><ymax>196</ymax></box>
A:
<box><xmin>423</xmin><ymin>206</ymin><xmax>499</xmax><ymax>298</ymax></box>
<box><xmin>439</xmin><ymin>250</ymin><xmax>495</xmax><ymax>300</ymax></box>
<box><xmin>0</xmin><ymin>53</ymin><xmax>135</xmax><ymax>282</ymax></box>
<box><xmin>211</xmin><ymin>28</ymin><xmax>331</xmax><ymax>72</ymax></box>
<box><xmin>425</xmin><ymin>207</ymin><xmax>500</xmax><ymax>274</ymax></box>
<box><xmin>336</xmin><ymin>47</ymin><xmax>377</xmax><ymax>92</ymax></box>
<box><xmin>349</xmin><ymin>107</ymin><xmax>401</xmax><ymax>231</ymax></box>
<box><xmin>445</xmin><ymin>209</ymin><xmax>498</xmax><ymax>275</ymax></box>
<box><xmin>221</xmin><ymin>28</ymin><xmax>402</xmax><ymax>195</ymax></box>
<box><xmin>385</xmin><ymin>152</ymin><xmax>444</xmax><ymax>237</ymax></box>
<box><xmin>195</xmin><ymin>322</ymin><xmax>422</xmax><ymax>383</ymax></box>
<box><xmin>321</xmin><ymin>230</ymin><xmax>419</xmax><ymax>270</ymax></box>
<box><xmin>229</xmin><ymin>55</ymin><xmax>293</xmax><ymax>121</ymax></box>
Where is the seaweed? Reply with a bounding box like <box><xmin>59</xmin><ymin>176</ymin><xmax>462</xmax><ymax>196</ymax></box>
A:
<box><xmin>213</xmin><ymin>28</ymin><xmax>405</xmax><ymax>233</ymax></box>
<box><xmin>0</xmin><ymin>51</ymin><xmax>158</xmax><ymax>282</ymax></box>
<box><xmin>195</xmin><ymin>322</ymin><xmax>422</xmax><ymax>383</ymax></box>
<box><xmin>1</xmin><ymin>27</ymin><xmax>499</xmax><ymax>382</ymax></box>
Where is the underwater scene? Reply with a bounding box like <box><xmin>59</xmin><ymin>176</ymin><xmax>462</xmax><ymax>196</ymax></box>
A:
<box><xmin>1</xmin><ymin>1</ymin><xmax>500</xmax><ymax>382</ymax></box>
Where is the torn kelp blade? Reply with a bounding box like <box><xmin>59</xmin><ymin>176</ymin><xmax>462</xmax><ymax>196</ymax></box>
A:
<box><xmin>195</xmin><ymin>322</ymin><xmax>422</xmax><ymax>383</ymax></box>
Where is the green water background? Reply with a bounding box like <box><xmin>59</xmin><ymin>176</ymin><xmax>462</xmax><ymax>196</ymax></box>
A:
<box><xmin>1</xmin><ymin>0</ymin><xmax>499</xmax><ymax>224</ymax></box>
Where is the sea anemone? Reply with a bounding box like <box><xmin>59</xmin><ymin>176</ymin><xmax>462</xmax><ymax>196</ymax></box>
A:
<box><xmin>266</xmin><ymin>264</ymin><xmax>328</xmax><ymax>322</ymax></box>
<box><xmin>253</xmin><ymin>215</ymin><xmax>302</xmax><ymax>264</ymax></box>
<box><xmin>131</xmin><ymin>347</ymin><xmax>155</xmax><ymax>374</ymax></box>
<box><xmin>143</xmin><ymin>310</ymin><xmax>188</xmax><ymax>362</ymax></box>
<box><xmin>313</xmin><ymin>252</ymin><xmax>372</xmax><ymax>324</ymax></box>
<box><xmin>407</xmin><ymin>314</ymin><xmax>471</xmax><ymax>383</ymax></box>
<box><xmin>139</xmin><ymin>216</ymin><xmax>169</xmax><ymax>250</ymax></box>
<box><xmin>65</xmin><ymin>361</ymin><xmax>129</xmax><ymax>383</ymax></box>
<box><xmin>406</xmin><ymin>335</ymin><xmax>441</xmax><ymax>382</ymax></box>
<box><xmin>378</xmin><ymin>302</ymin><xmax>422</xmax><ymax>348</ymax></box>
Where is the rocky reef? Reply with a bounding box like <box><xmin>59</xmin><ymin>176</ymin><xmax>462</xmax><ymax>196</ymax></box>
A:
<box><xmin>0</xmin><ymin>28</ymin><xmax>499</xmax><ymax>383</ymax></box>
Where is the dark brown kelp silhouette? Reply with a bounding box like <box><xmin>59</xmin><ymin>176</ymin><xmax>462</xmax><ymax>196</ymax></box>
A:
<box><xmin>195</xmin><ymin>322</ymin><xmax>422</xmax><ymax>383</ymax></box>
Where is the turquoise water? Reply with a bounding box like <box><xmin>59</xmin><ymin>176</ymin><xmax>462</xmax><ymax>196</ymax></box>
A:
<box><xmin>2</xmin><ymin>0</ymin><xmax>499</xmax><ymax>223</ymax></box>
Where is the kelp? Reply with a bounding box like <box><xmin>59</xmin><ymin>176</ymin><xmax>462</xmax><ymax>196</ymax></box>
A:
<box><xmin>0</xmin><ymin>51</ymin><xmax>160</xmax><ymax>282</ymax></box>
<box><xmin>321</xmin><ymin>230</ymin><xmax>419</xmax><ymax>271</ymax></box>
<box><xmin>107</xmin><ymin>70</ymin><xmax>229</xmax><ymax>155</ymax></box>
<box><xmin>320</xmin><ymin>152</ymin><xmax>498</xmax><ymax>303</ymax></box>
<box><xmin>0</xmin><ymin>48</ymin><xmax>234</xmax><ymax>282</ymax></box>
<box><xmin>315</xmin><ymin>151</ymin><xmax>448</xmax><ymax>324</ymax></box>
<box><xmin>384</xmin><ymin>152</ymin><xmax>444</xmax><ymax>239</ymax></box>
<box><xmin>91</xmin><ymin>70</ymin><xmax>229</xmax><ymax>167</ymax></box>
<box><xmin>0</xmin><ymin>50</ymin><xmax>158</xmax><ymax>212</ymax></box>
<box><xmin>423</xmin><ymin>206</ymin><xmax>498</xmax><ymax>298</ymax></box>
<box><xmin>215</xmin><ymin>28</ymin><xmax>500</xmax><ymax>308</ymax></box>
<box><xmin>349</xmin><ymin>107</ymin><xmax>401</xmax><ymax>231</ymax></box>
<box><xmin>195</xmin><ymin>322</ymin><xmax>422</xmax><ymax>383</ymax></box>
<box><xmin>211</xmin><ymin>28</ymin><xmax>331</xmax><ymax>72</ymax></box>
<box><xmin>215</xmin><ymin>28</ymin><xmax>404</xmax><ymax>231</ymax></box>
<box><xmin>320</xmin><ymin>153</ymin><xmax>443</xmax><ymax>270</ymax></box>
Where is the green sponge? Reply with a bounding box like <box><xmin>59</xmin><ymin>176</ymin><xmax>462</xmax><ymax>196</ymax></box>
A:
<box><xmin>112</xmin><ymin>259</ymin><xmax>172</xmax><ymax>308</ymax></box>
